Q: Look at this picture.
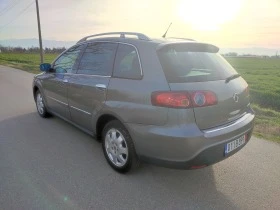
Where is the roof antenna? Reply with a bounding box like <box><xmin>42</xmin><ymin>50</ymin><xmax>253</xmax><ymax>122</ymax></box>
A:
<box><xmin>162</xmin><ymin>22</ymin><xmax>172</xmax><ymax>38</ymax></box>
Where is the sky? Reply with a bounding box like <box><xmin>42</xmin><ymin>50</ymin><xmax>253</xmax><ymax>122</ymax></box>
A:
<box><xmin>0</xmin><ymin>0</ymin><xmax>280</xmax><ymax>48</ymax></box>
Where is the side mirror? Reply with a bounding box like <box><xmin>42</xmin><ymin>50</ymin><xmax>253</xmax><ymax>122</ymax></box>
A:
<box><xmin>40</xmin><ymin>63</ymin><xmax>51</xmax><ymax>72</ymax></box>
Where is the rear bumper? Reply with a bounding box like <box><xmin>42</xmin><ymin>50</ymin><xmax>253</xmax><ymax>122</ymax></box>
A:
<box><xmin>140</xmin><ymin>130</ymin><xmax>252</xmax><ymax>169</ymax></box>
<box><xmin>125</xmin><ymin>110</ymin><xmax>255</xmax><ymax>169</ymax></box>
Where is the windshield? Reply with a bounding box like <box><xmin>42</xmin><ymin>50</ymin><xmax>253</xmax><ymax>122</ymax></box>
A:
<box><xmin>157</xmin><ymin>48</ymin><xmax>237</xmax><ymax>83</ymax></box>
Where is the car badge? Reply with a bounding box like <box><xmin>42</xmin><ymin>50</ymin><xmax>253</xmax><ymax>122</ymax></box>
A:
<box><xmin>233</xmin><ymin>93</ymin><xmax>239</xmax><ymax>103</ymax></box>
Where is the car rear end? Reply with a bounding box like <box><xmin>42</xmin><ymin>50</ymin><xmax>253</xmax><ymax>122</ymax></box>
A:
<box><xmin>131</xmin><ymin>40</ymin><xmax>255</xmax><ymax>169</ymax></box>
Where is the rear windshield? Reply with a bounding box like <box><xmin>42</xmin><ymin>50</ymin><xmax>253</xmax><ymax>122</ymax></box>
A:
<box><xmin>157</xmin><ymin>45</ymin><xmax>237</xmax><ymax>83</ymax></box>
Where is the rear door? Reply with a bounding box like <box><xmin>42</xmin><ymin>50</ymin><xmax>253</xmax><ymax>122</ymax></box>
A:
<box><xmin>157</xmin><ymin>43</ymin><xmax>250</xmax><ymax>130</ymax></box>
<box><xmin>67</xmin><ymin>42</ymin><xmax>118</xmax><ymax>131</ymax></box>
<box><xmin>43</xmin><ymin>45</ymin><xmax>84</xmax><ymax>119</ymax></box>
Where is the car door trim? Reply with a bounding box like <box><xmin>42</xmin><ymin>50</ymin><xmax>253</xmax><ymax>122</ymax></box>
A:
<box><xmin>47</xmin><ymin>72</ymin><xmax>111</xmax><ymax>78</ymax></box>
<box><xmin>66</xmin><ymin>73</ymin><xmax>111</xmax><ymax>78</ymax></box>
<box><xmin>68</xmin><ymin>41</ymin><xmax>143</xmax><ymax>76</ymax></box>
<box><xmin>70</xmin><ymin>105</ymin><xmax>92</xmax><ymax>115</ymax></box>
<box><xmin>116</xmin><ymin>42</ymin><xmax>143</xmax><ymax>76</ymax></box>
<box><xmin>47</xmin><ymin>96</ymin><xmax>68</xmax><ymax>106</ymax></box>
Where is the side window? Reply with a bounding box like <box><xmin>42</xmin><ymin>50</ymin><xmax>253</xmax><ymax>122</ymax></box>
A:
<box><xmin>77</xmin><ymin>42</ymin><xmax>118</xmax><ymax>76</ymax></box>
<box><xmin>53</xmin><ymin>45</ymin><xmax>83</xmax><ymax>73</ymax></box>
<box><xmin>113</xmin><ymin>44</ymin><xmax>142</xmax><ymax>79</ymax></box>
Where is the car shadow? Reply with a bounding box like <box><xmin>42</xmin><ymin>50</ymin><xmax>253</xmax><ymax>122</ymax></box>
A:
<box><xmin>0</xmin><ymin>112</ymin><xmax>238</xmax><ymax>210</ymax></box>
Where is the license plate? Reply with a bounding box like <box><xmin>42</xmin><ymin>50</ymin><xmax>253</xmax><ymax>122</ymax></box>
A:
<box><xmin>224</xmin><ymin>135</ymin><xmax>246</xmax><ymax>155</ymax></box>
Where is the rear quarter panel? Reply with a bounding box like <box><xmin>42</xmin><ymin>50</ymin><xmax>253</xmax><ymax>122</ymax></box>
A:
<box><xmin>104</xmin><ymin>42</ymin><xmax>170</xmax><ymax>125</ymax></box>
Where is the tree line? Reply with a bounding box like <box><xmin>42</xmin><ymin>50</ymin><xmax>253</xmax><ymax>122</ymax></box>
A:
<box><xmin>0</xmin><ymin>45</ymin><xmax>66</xmax><ymax>54</ymax></box>
<box><xmin>222</xmin><ymin>52</ymin><xmax>279</xmax><ymax>58</ymax></box>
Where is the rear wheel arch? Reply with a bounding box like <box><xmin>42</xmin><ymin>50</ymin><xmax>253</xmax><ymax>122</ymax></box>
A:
<box><xmin>101</xmin><ymin>120</ymin><xmax>140</xmax><ymax>173</ymax></box>
<box><xmin>96</xmin><ymin>114</ymin><xmax>120</xmax><ymax>141</ymax></box>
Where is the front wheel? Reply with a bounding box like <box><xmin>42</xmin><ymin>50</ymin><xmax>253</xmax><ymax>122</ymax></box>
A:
<box><xmin>35</xmin><ymin>90</ymin><xmax>50</xmax><ymax>118</ymax></box>
<box><xmin>102</xmin><ymin>120</ymin><xmax>139</xmax><ymax>173</ymax></box>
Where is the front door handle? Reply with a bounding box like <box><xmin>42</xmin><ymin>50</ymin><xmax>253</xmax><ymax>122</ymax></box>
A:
<box><xmin>96</xmin><ymin>84</ymin><xmax>107</xmax><ymax>90</ymax></box>
<box><xmin>63</xmin><ymin>79</ymin><xmax>68</xmax><ymax>83</ymax></box>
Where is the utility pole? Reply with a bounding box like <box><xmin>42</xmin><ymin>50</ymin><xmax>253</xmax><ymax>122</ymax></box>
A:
<box><xmin>35</xmin><ymin>0</ymin><xmax>44</xmax><ymax>63</ymax></box>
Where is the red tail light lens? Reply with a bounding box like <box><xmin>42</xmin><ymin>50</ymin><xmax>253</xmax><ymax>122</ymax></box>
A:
<box><xmin>151</xmin><ymin>91</ymin><xmax>191</xmax><ymax>108</ymax></box>
<box><xmin>151</xmin><ymin>91</ymin><xmax>217</xmax><ymax>108</ymax></box>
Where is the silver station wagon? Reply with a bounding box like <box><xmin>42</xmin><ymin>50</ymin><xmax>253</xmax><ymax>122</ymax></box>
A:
<box><xmin>33</xmin><ymin>32</ymin><xmax>255</xmax><ymax>173</ymax></box>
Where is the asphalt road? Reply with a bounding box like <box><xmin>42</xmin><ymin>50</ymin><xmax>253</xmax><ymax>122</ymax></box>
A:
<box><xmin>0</xmin><ymin>65</ymin><xmax>280</xmax><ymax>210</ymax></box>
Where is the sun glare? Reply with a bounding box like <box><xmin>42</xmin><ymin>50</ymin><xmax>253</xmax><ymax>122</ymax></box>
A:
<box><xmin>178</xmin><ymin>0</ymin><xmax>243</xmax><ymax>31</ymax></box>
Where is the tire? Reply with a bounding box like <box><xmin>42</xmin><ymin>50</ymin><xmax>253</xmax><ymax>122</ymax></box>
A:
<box><xmin>102</xmin><ymin>120</ymin><xmax>139</xmax><ymax>173</ymax></box>
<box><xmin>35</xmin><ymin>90</ymin><xmax>51</xmax><ymax>118</ymax></box>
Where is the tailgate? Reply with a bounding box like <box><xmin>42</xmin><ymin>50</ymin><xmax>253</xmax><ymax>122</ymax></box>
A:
<box><xmin>169</xmin><ymin>77</ymin><xmax>250</xmax><ymax>130</ymax></box>
<box><xmin>157</xmin><ymin>42</ymin><xmax>250</xmax><ymax>130</ymax></box>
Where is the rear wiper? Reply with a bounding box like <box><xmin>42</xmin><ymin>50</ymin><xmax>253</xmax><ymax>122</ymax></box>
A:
<box><xmin>225</xmin><ymin>74</ymin><xmax>240</xmax><ymax>83</ymax></box>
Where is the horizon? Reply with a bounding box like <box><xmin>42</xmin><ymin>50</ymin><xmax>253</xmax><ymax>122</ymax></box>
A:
<box><xmin>0</xmin><ymin>38</ymin><xmax>279</xmax><ymax>56</ymax></box>
<box><xmin>0</xmin><ymin>37</ymin><xmax>280</xmax><ymax>50</ymax></box>
<box><xmin>0</xmin><ymin>0</ymin><xmax>280</xmax><ymax>49</ymax></box>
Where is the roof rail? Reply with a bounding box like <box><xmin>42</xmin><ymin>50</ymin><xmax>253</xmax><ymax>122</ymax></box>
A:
<box><xmin>77</xmin><ymin>32</ymin><xmax>151</xmax><ymax>43</ymax></box>
<box><xmin>168</xmin><ymin>37</ymin><xmax>196</xmax><ymax>41</ymax></box>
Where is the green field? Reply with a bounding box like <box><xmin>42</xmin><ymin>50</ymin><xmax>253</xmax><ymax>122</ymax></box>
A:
<box><xmin>227</xmin><ymin>57</ymin><xmax>280</xmax><ymax>111</ymax></box>
<box><xmin>0</xmin><ymin>53</ymin><xmax>58</xmax><ymax>73</ymax></box>
<box><xmin>0</xmin><ymin>53</ymin><xmax>280</xmax><ymax>142</ymax></box>
<box><xmin>226</xmin><ymin>57</ymin><xmax>280</xmax><ymax>142</ymax></box>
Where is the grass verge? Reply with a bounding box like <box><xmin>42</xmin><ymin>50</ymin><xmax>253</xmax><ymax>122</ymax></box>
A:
<box><xmin>251</xmin><ymin>104</ymin><xmax>280</xmax><ymax>143</ymax></box>
<box><xmin>0</xmin><ymin>53</ymin><xmax>58</xmax><ymax>74</ymax></box>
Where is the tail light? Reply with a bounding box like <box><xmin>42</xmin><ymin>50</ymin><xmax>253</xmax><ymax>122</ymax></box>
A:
<box><xmin>151</xmin><ymin>92</ymin><xmax>191</xmax><ymax>108</ymax></box>
<box><xmin>151</xmin><ymin>91</ymin><xmax>217</xmax><ymax>109</ymax></box>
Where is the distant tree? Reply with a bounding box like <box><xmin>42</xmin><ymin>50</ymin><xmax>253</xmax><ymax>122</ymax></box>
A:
<box><xmin>242</xmin><ymin>54</ymin><xmax>257</xmax><ymax>57</ymax></box>
<box><xmin>45</xmin><ymin>47</ymin><xmax>51</xmax><ymax>53</ymax></box>
<box><xmin>0</xmin><ymin>46</ymin><xmax>67</xmax><ymax>54</ymax></box>
<box><xmin>226</xmin><ymin>52</ymin><xmax>238</xmax><ymax>57</ymax></box>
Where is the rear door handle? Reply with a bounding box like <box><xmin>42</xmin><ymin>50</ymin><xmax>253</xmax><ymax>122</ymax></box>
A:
<box><xmin>63</xmin><ymin>79</ymin><xmax>68</xmax><ymax>83</ymax></box>
<box><xmin>96</xmin><ymin>84</ymin><xmax>107</xmax><ymax>90</ymax></box>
